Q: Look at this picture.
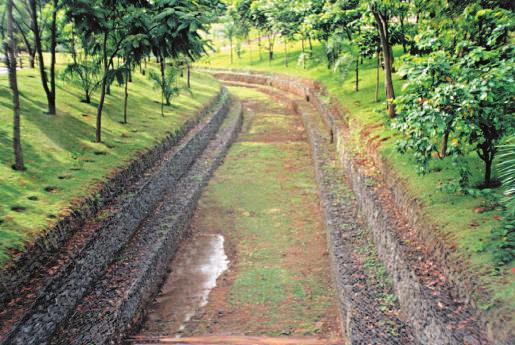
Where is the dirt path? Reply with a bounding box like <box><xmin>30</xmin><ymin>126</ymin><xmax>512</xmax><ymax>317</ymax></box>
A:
<box><xmin>136</xmin><ymin>86</ymin><xmax>341</xmax><ymax>342</ymax></box>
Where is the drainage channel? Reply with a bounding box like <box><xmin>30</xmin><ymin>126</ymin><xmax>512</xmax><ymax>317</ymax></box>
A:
<box><xmin>130</xmin><ymin>85</ymin><xmax>342</xmax><ymax>345</ymax></box>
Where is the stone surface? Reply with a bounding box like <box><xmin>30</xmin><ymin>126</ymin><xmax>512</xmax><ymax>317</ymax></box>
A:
<box><xmin>48</xmin><ymin>99</ymin><xmax>243</xmax><ymax>345</ymax></box>
<box><xmin>1</xmin><ymin>89</ymin><xmax>232</xmax><ymax>345</ymax></box>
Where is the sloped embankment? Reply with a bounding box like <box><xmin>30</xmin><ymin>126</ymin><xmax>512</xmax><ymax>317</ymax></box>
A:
<box><xmin>0</xmin><ymin>88</ymin><xmax>242</xmax><ymax>345</ymax></box>
<box><xmin>48</xmin><ymin>98</ymin><xmax>243</xmax><ymax>345</ymax></box>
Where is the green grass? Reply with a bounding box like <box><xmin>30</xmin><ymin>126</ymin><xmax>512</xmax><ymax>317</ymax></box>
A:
<box><xmin>199</xmin><ymin>40</ymin><xmax>514</xmax><ymax>313</ymax></box>
<box><xmin>0</xmin><ymin>60</ymin><xmax>220</xmax><ymax>265</ymax></box>
<box><xmin>192</xmin><ymin>86</ymin><xmax>337</xmax><ymax>336</ymax></box>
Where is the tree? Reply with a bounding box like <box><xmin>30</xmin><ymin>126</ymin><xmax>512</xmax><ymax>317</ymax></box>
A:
<box><xmin>12</xmin><ymin>1</ymin><xmax>36</xmax><ymax>68</ymax></box>
<box><xmin>355</xmin><ymin>19</ymin><xmax>381</xmax><ymax>101</ymax></box>
<box><xmin>395</xmin><ymin>51</ymin><xmax>463</xmax><ymax>173</ymax></box>
<box><xmin>369</xmin><ymin>0</ymin><xmax>398</xmax><ymax>117</ymax></box>
<box><xmin>29</xmin><ymin>0</ymin><xmax>59</xmax><ymax>115</ymax></box>
<box><xmin>149</xmin><ymin>0</ymin><xmax>210</xmax><ymax>116</ymax></box>
<box><xmin>64</xmin><ymin>0</ymin><xmax>149</xmax><ymax>142</ymax></box>
<box><xmin>458</xmin><ymin>47</ymin><xmax>514</xmax><ymax>186</ymax></box>
<box><xmin>251</xmin><ymin>0</ymin><xmax>278</xmax><ymax>63</ymax></box>
<box><xmin>61</xmin><ymin>36</ymin><xmax>101</xmax><ymax>104</ymax></box>
<box><xmin>231</xmin><ymin>2</ymin><xmax>251</xmax><ymax>62</ymax></box>
<box><xmin>295</xmin><ymin>0</ymin><xmax>325</xmax><ymax>64</ymax></box>
<box><xmin>222</xmin><ymin>19</ymin><xmax>236</xmax><ymax>64</ymax></box>
<box><xmin>321</xmin><ymin>0</ymin><xmax>361</xmax><ymax>90</ymax></box>
<box><xmin>4</xmin><ymin>0</ymin><xmax>25</xmax><ymax>170</ymax></box>
<box><xmin>395</xmin><ymin>45</ymin><xmax>514</xmax><ymax>187</ymax></box>
<box><xmin>118</xmin><ymin>13</ymin><xmax>152</xmax><ymax>123</ymax></box>
<box><xmin>265</xmin><ymin>0</ymin><xmax>300</xmax><ymax>67</ymax></box>
<box><xmin>149</xmin><ymin>66</ymin><xmax>180</xmax><ymax>112</ymax></box>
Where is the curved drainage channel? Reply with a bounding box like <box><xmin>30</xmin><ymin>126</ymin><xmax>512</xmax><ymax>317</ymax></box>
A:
<box><xmin>139</xmin><ymin>233</ymin><xmax>229</xmax><ymax>337</ymax></box>
<box><xmin>130</xmin><ymin>85</ymin><xmax>344</xmax><ymax>345</ymax></box>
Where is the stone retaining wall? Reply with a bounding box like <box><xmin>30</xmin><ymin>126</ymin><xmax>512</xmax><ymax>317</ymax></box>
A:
<box><xmin>295</xmin><ymin>99</ymin><xmax>415</xmax><ymax>345</ymax></box>
<box><xmin>0</xmin><ymin>86</ymin><xmax>224</xmax><ymax>308</ymax></box>
<box><xmin>2</xmin><ymin>88</ymin><xmax>231</xmax><ymax>345</ymax></box>
<box><xmin>50</xmin><ymin>100</ymin><xmax>244</xmax><ymax>345</ymax></box>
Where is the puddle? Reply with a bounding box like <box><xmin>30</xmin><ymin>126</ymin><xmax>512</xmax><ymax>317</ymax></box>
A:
<box><xmin>139</xmin><ymin>233</ymin><xmax>229</xmax><ymax>337</ymax></box>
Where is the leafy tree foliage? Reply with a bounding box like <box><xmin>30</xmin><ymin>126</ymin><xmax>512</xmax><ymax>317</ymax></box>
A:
<box><xmin>64</xmin><ymin>0</ymin><xmax>150</xmax><ymax>142</ymax></box>
<box><xmin>149</xmin><ymin>0</ymin><xmax>210</xmax><ymax>117</ymax></box>
<box><xmin>1</xmin><ymin>0</ymin><xmax>219</xmax><ymax>165</ymax></box>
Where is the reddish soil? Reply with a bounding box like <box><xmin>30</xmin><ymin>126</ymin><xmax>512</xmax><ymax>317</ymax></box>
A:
<box><xmin>131</xmin><ymin>335</ymin><xmax>340</xmax><ymax>344</ymax></box>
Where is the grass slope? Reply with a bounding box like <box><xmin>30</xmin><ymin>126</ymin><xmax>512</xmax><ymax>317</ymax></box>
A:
<box><xmin>0</xmin><ymin>62</ymin><xmax>220</xmax><ymax>265</ymax></box>
<box><xmin>199</xmin><ymin>40</ymin><xmax>513</xmax><ymax>311</ymax></box>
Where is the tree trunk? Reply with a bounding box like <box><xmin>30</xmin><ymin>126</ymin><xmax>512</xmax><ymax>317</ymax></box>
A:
<box><xmin>440</xmin><ymin>130</ymin><xmax>450</xmax><ymax>158</ymax></box>
<box><xmin>187</xmin><ymin>62</ymin><xmax>191</xmax><ymax>89</ymax></box>
<box><xmin>49</xmin><ymin>0</ymin><xmax>57</xmax><ymax>114</ymax></box>
<box><xmin>6</xmin><ymin>0</ymin><xmax>24</xmax><ymax>170</ymax></box>
<box><xmin>268</xmin><ymin>35</ymin><xmax>274</xmax><ymax>63</ymax></box>
<box><xmin>248</xmin><ymin>38</ymin><xmax>252</xmax><ymax>64</ymax></box>
<box><xmin>478</xmin><ymin>142</ymin><xmax>495</xmax><ymax>187</ymax></box>
<box><xmin>84</xmin><ymin>92</ymin><xmax>91</xmax><ymax>104</ymax></box>
<box><xmin>95</xmin><ymin>33</ymin><xmax>109</xmax><ymax>143</ymax></box>
<box><xmin>373</xmin><ymin>12</ymin><xmax>396</xmax><ymax>117</ymax></box>
<box><xmin>284</xmin><ymin>40</ymin><xmax>288</xmax><ymax>67</ymax></box>
<box><xmin>230</xmin><ymin>38</ymin><xmax>233</xmax><ymax>64</ymax></box>
<box><xmin>484</xmin><ymin>159</ymin><xmax>492</xmax><ymax>187</ymax></box>
<box><xmin>29</xmin><ymin>51</ymin><xmax>35</xmax><ymax>68</ymax></box>
<box><xmin>375</xmin><ymin>50</ymin><xmax>380</xmax><ymax>102</ymax></box>
<box><xmin>302</xmin><ymin>38</ymin><xmax>307</xmax><ymax>69</ymax></box>
<box><xmin>123</xmin><ymin>69</ymin><xmax>129</xmax><ymax>124</ymax></box>
<box><xmin>29</xmin><ymin>0</ymin><xmax>55</xmax><ymax>114</ymax></box>
<box><xmin>70</xmin><ymin>31</ymin><xmax>78</xmax><ymax>63</ymax></box>
<box><xmin>29</xmin><ymin>52</ymin><xmax>35</xmax><ymax>68</ymax></box>
<box><xmin>355</xmin><ymin>58</ymin><xmax>359</xmax><ymax>92</ymax></box>
<box><xmin>160</xmin><ymin>54</ymin><xmax>166</xmax><ymax>116</ymax></box>
<box><xmin>258</xmin><ymin>35</ymin><xmax>262</xmax><ymax>61</ymax></box>
<box><xmin>344</xmin><ymin>30</ymin><xmax>358</xmax><ymax>92</ymax></box>
<box><xmin>14</xmin><ymin>18</ymin><xmax>35</xmax><ymax>68</ymax></box>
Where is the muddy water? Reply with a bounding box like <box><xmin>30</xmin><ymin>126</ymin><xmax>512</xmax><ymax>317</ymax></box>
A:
<box><xmin>138</xmin><ymin>233</ymin><xmax>229</xmax><ymax>337</ymax></box>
